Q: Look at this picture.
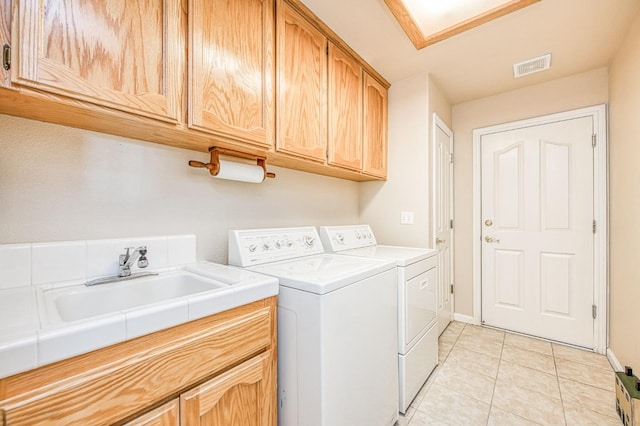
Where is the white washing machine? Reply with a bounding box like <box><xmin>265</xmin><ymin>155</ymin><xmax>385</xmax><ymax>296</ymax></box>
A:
<box><xmin>319</xmin><ymin>224</ymin><xmax>438</xmax><ymax>413</ymax></box>
<box><xmin>228</xmin><ymin>227</ymin><xmax>399</xmax><ymax>426</ymax></box>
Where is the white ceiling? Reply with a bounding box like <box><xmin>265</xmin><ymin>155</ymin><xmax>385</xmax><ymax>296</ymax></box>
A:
<box><xmin>301</xmin><ymin>0</ymin><xmax>640</xmax><ymax>104</ymax></box>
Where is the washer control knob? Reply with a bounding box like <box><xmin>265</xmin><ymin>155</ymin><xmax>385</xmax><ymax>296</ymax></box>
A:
<box><xmin>303</xmin><ymin>235</ymin><xmax>315</xmax><ymax>248</ymax></box>
<box><xmin>262</xmin><ymin>243</ymin><xmax>270</xmax><ymax>251</ymax></box>
<box><xmin>336</xmin><ymin>233</ymin><xmax>345</xmax><ymax>244</ymax></box>
<box><xmin>275</xmin><ymin>241</ymin><xmax>281</xmax><ymax>249</ymax></box>
<box><xmin>286</xmin><ymin>240</ymin><xmax>293</xmax><ymax>247</ymax></box>
<box><xmin>248</xmin><ymin>244</ymin><xmax>257</xmax><ymax>253</ymax></box>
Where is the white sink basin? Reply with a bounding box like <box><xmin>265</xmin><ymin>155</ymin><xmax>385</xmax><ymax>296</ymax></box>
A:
<box><xmin>39</xmin><ymin>271</ymin><xmax>229</xmax><ymax>323</ymax></box>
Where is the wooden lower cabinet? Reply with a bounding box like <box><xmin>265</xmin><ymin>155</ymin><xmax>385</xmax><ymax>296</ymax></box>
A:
<box><xmin>125</xmin><ymin>400</ymin><xmax>180</xmax><ymax>426</ymax></box>
<box><xmin>181</xmin><ymin>352</ymin><xmax>272</xmax><ymax>426</ymax></box>
<box><xmin>127</xmin><ymin>351</ymin><xmax>272</xmax><ymax>426</ymax></box>
<box><xmin>0</xmin><ymin>297</ymin><xmax>277</xmax><ymax>426</ymax></box>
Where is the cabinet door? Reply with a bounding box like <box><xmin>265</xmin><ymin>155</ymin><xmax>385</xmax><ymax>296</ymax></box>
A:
<box><xmin>12</xmin><ymin>0</ymin><xmax>182</xmax><ymax>122</ymax></box>
<box><xmin>327</xmin><ymin>42</ymin><xmax>362</xmax><ymax>171</ymax></box>
<box><xmin>0</xmin><ymin>0</ymin><xmax>9</xmax><ymax>87</ymax></box>
<box><xmin>180</xmin><ymin>351</ymin><xmax>274</xmax><ymax>426</ymax></box>
<box><xmin>276</xmin><ymin>1</ymin><xmax>327</xmax><ymax>162</ymax></box>
<box><xmin>125</xmin><ymin>399</ymin><xmax>179</xmax><ymax>426</ymax></box>
<box><xmin>189</xmin><ymin>0</ymin><xmax>274</xmax><ymax>149</ymax></box>
<box><xmin>362</xmin><ymin>72</ymin><xmax>388</xmax><ymax>178</ymax></box>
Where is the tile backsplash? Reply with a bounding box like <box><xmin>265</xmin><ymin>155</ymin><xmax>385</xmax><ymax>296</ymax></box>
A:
<box><xmin>0</xmin><ymin>235</ymin><xmax>196</xmax><ymax>290</ymax></box>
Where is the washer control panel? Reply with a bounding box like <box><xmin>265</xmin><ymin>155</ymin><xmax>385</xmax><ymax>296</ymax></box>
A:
<box><xmin>228</xmin><ymin>227</ymin><xmax>324</xmax><ymax>266</ymax></box>
<box><xmin>319</xmin><ymin>225</ymin><xmax>377</xmax><ymax>252</ymax></box>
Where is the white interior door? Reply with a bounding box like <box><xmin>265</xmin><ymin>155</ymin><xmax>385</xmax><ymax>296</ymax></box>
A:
<box><xmin>480</xmin><ymin>117</ymin><xmax>595</xmax><ymax>348</ymax></box>
<box><xmin>433</xmin><ymin>114</ymin><xmax>453</xmax><ymax>335</ymax></box>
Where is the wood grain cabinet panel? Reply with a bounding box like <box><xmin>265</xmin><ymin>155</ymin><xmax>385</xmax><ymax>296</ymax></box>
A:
<box><xmin>0</xmin><ymin>0</ymin><xmax>9</xmax><ymax>87</ymax></box>
<box><xmin>0</xmin><ymin>298</ymin><xmax>277</xmax><ymax>426</ymax></box>
<box><xmin>276</xmin><ymin>1</ymin><xmax>327</xmax><ymax>162</ymax></box>
<box><xmin>181</xmin><ymin>351</ymin><xmax>273</xmax><ymax>426</ymax></box>
<box><xmin>124</xmin><ymin>399</ymin><xmax>180</xmax><ymax>426</ymax></box>
<box><xmin>327</xmin><ymin>42</ymin><xmax>362</xmax><ymax>171</ymax></box>
<box><xmin>189</xmin><ymin>0</ymin><xmax>274</xmax><ymax>149</ymax></box>
<box><xmin>362</xmin><ymin>72</ymin><xmax>388</xmax><ymax>178</ymax></box>
<box><xmin>11</xmin><ymin>0</ymin><xmax>182</xmax><ymax>122</ymax></box>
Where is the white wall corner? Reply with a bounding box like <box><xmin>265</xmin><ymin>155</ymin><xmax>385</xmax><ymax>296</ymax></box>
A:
<box><xmin>607</xmin><ymin>347</ymin><xmax>623</xmax><ymax>371</ymax></box>
<box><xmin>453</xmin><ymin>313</ymin><xmax>476</xmax><ymax>324</ymax></box>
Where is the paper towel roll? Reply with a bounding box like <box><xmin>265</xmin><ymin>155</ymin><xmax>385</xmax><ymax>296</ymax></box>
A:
<box><xmin>214</xmin><ymin>159</ymin><xmax>265</xmax><ymax>183</ymax></box>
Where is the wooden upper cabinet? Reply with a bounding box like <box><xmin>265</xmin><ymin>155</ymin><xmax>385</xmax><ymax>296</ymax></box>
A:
<box><xmin>276</xmin><ymin>1</ymin><xmax>327</xmax><ymax>162</ymax></box>
<box><xmin>1</xmin><ymin>0</ymin><xmax>9</xmax><ymax>87</ymax></box>
<box><xmin>189</xmin><ymin>0</ymin><xmax>274</xmax><ymax>149</ymax></box>
<box><xmin>362</xmin><ymin>72</ymin><xmax>388</xmax><ymax>178</ymax></box>
<box><xmin>180</xmin><ymin>352</ymin><xmax>274</xmax><ymax>426</ymax></box>
<box><xmin>11</xmin><ymin>0</ymin><xmax>183</xmax><ymax>123</ymax></box>
<box><xmin>327</xmin><ymin>42</ymin><xmax>362</xmax><ymax>171</ymax></box>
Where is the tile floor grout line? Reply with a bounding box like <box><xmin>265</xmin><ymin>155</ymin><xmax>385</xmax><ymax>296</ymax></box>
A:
<box><xmin>552</xmin><ymin>342</ymin><xmax>570</xmax><ymax>426</ymax></box>
<box><xmin>485</xmin><ymin>330</ymin><xmax>506</xmax><ymax>425</ymax></box>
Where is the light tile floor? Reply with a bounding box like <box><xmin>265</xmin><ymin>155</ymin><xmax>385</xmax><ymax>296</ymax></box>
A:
<box><xmin>398</xmin><ymin>321</ymin><xmax>619</xmax><ymax>426</ymax></box>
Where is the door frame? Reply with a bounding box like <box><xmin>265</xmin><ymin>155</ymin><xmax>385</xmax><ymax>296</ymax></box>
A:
<box><xmin>432</xmin><ymin>113</ymin><xmax>455</xmax><ymax>321</ymax></box>
<box><xmin>471</xmin><ymin>104</ymin><xmax>607</xmax><ymax>353</ymax></box>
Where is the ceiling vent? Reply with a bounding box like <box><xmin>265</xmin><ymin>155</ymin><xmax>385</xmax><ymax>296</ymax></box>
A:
<box><xmin>513</xmin><ymin>54</ymin><xmax>551</xmax><ymax>78</ymax></box>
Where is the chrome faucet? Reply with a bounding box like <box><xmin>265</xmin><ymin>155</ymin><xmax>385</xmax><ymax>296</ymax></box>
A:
<box><xmin>119</xmin><ymin>246</ymin><xmax>149</xmax><ymax>277</ymax></box>
<box><xmin>85</xmin><ymin>246</ymin><xmax>155</xmax><ymax>286</ymax></box>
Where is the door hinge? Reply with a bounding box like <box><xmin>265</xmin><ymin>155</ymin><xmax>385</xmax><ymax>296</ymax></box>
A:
<box><xmin>592</xmin><ymin>134</ymin><xmax>596</xmax><ymax>148</ymax></box>
<box><xmin>450</xmin><ymin>284</ymin><xmax>454</xmax><ymax>294</ymax></box>
<box><xmin>450</xmin><ymin>219</ymin><xmax>454</xmax><ymax>229</ymax></box>
<box><xmin>326</xmin><ymin>45</ymin><xmax>329</xmax><ymax>55</ymax></box>
<box><xmin>592</xmin><ymin>304</ymin><xmax>597</xmax><ymax>319</ymax></box>
<box><xmin>449</xmin><ymin>153</ymin><xmax>453</xmax><ymax>163</ymax></box>
<box><xmin>2</xmin><ymin>44</ymin><xmax>9</xmax><ymax>71</ymax></box>
<box><xmin>593</xmin><ymin>220</ymin><xmax>596</xmax><ymax>234</ymax></box>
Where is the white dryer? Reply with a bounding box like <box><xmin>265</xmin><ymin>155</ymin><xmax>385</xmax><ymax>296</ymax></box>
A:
<box><xmin>228</xmin><ymin>227</ymin><xmax>399</xmax><ymax>426</ymax></box>
<box><xmin>319</xmin><ymin>224</ymin><xmax>438</xmax><ymax>413</ymax></box>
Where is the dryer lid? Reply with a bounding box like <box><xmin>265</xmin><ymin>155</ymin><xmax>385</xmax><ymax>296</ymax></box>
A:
<box><xmin>341</xmin><ymin>245</ymin><xmax>437</xmax><ymax>267</ymax></box>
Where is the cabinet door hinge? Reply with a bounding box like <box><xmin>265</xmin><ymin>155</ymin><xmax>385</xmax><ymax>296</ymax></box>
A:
<box><xmin>449</xmin><ymin>153</ymin><xmax>453</xmax><ymax>163</ymax></box>
<box><xmin>2</xmin><ymin>44</ymin><xmax>10</xmax><ymax>71</ymax></box>
<box><xmin>593</xmin><ymin>220</ymin><xmax>596</xmax><ymax>234</ymax></box>
<box><xmin>450</xmin><ymin>219</ymin><xmax>454</xmax><ymax>230</ymax></box>
<box><xmin>450</xmin><ymin>284</ymin><xmax>454</xmax><ymax>294</ymax></box>
<box><xmin>326</xmin><ymin>45</ymin><xmax>329</xmax><ymax>55</ymax></box>
<box><xmin>592</xmin><ymin>304</ymin><xmax>597</xmax><ymax>319</ymax></box>
<box><xmin>592</xmin><ymin>134</ymin><xmax>596</xmax><ymax>148</ymax></box>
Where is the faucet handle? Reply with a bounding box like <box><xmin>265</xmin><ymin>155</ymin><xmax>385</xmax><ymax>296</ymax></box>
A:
<box><xmin>138</xmin><ymin>246</ymin><xmax>149</xmax><ymax>269</ymax></box>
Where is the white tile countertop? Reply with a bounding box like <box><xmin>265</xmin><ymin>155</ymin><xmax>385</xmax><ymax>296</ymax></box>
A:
<box><xmin>0</xmin><ymin>235</ymin><xmax>278</xmax><ymax>379</ymax></box>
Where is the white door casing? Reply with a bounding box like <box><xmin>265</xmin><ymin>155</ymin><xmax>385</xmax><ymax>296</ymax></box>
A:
<box><xmin>433</xmin><ymin>113</ymin><xmax>454</xmax><ymax>335</ymax></box>
<box><xmin>472</xmin><ymin>105</ymin><xmax>607</xmax><ymax>353</ymax></box>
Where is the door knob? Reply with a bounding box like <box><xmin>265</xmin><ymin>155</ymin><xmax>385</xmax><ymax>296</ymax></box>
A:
<box><xmin>484</xmin><ymin>219</ymin><xmax>493</xmax><ymax>226</ymax></box>
<box><xmin>435</xmin><ymin>238</ymin><xmax>445</xmax><ymax>245</ymax></box>
<box><xmin>484</xmin><ymin>236</ymin><xmax>500</xmax><ymax>243</ymax></box>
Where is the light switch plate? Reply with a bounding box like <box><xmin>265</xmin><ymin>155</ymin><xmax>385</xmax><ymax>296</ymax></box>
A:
<box><xmin>400</xmin><ymin>211</ymin><xmax>414</xmax><ymax>224</ymax></box>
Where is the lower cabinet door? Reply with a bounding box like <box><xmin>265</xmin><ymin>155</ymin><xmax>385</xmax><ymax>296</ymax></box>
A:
<box><xmin>180</xmin><ymin>351</ymin><xmax>274</xmax><ymax>426</ymax></box>
<box><xmin>125</xmin><ymin>399</ymin><xmax>179</xmax><ymax>426</ymax></box>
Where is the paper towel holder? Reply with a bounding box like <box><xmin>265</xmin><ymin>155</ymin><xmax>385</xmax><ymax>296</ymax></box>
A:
<box><xmin>188</xmin><ymin>147</ymin><xmax>276</xmax><ymax>181</ymax></box>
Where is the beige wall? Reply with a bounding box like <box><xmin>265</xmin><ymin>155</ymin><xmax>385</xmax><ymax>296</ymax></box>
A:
<box><xmin>609</xmin><ymin>10</ymin><xmax>640</xmax><ymax>369</ymax></box>
<box><xmin>451</xmin><ymin>68</ymin><xmax>609</xmax><ymax>317</ymax></box>
<box><xmin>360</xmin><ymin>74</ymin><xmax>451</xmax><ymax>247</ymax></box>
<box><xmin>0</xmin><ymin>115</ymin><xmax>360</xmax><ymax>263</ymax></box>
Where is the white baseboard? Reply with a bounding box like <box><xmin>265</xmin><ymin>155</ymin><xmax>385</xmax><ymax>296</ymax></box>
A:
<box><xmin>453</xmin><ymin>313</ymin><xmax>476</xmax><ymax>324</ymax></box>
<box><xmin>607</xmin><ymin>347</ymin><xmax>623</xmax><ymax>371</ymax></box>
